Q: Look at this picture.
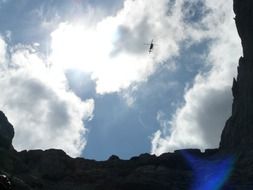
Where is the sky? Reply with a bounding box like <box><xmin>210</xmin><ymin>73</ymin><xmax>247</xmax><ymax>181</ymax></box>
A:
<box><xmin>0</xmin><ymin>0</ymin><xmax>242</xmax><ymax>160</ymax></box>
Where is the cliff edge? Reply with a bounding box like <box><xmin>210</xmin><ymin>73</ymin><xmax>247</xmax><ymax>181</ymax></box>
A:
<box><xmin>220</xmin><ymin>0</ymin><xmax>253</xmax><ymax>151</ymax></box>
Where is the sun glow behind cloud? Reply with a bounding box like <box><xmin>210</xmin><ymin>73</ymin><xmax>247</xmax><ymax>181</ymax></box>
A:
<box><xmin>49</xmin><ymin>0</ymin><xmax>190</xmax><ymax>94</ymax></box>
<box><xmin>49</xmin><ymin>21</ymin><xmax>155</xmax><ymax>94</ymax></box>
<box><xmin>1</xmin><ymin>0</ymin><xmax>189</xmax><ymax>158</ymax></box>
<box><xmin>48</xmin><ymin>0</ymin><xmax>241</xmax><ymax>156</ymax></box>
<box><xmin>0</xmin><ymin>39</ymin><xmax>95</xmax><ymax>157</ymax></box>
<box><xmin>50</xmin><ymin>23</ymin><xmax>114</xmax><ymax>73</ymax></box>
<box><xmin>0</xmin><ymin>0</ymin><xmax>242</xmax><ymax>159</ymax></box>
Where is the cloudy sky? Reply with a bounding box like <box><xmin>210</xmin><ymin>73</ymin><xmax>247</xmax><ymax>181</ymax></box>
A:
<box><xmin>0</xmin><ymin>0</ymin><xmax>241</xmax><ymax>160</ymax></box>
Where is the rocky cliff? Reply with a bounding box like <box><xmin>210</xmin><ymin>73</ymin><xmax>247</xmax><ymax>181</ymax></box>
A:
<box><xmin>220</xmin><ymin>0</ymin><xmax>253</xmax><ymax>151</ymax></box>
<box><xmin>0</xmin><ymin>0</ymin><xmax>253</xmax><ymax>189</ymax></box>
<box><xmin>0</xmin><ymin>111</ymin><xmax>14</xmax><ymax>150</ymax></box>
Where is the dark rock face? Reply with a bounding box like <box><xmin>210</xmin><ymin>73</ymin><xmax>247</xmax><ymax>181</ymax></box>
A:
<box><xmin>0</xmin><ymin>113</ymin><xmax>231</xmax><ymax>190</ymax></box>
<box><xmin>11</xmin><ymin>147</ymin><xmax>232</xmax><ymax>190</ymax></box>
<box><xmin>220</xmin><ymin>58</ymin><xmax>253</xmax><ymax>150</ymax></box>
<box><xmin>0</xmin><ymin>111</ymin><xmax>14</xmax><ymax>150</ymax></box>
<box><xmin>12</xmin><ymin>149</ymin><xmax>195</xmax><ymax>190</ymax></box>
<box><xmin>234</xmin><ymin>0</ymin><xmax>253</xmax><ymax>61</ymax></box>
<box><xmin>220</xmin><ymin>0</ymin><xmax>253</xmax><ymax>151</ymax></box>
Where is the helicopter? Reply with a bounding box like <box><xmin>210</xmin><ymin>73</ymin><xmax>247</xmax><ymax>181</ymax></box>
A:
<box><xmin>144</xmin><ymin>39</ymin><xmax>154</xmax><ymax>53</ymax></box>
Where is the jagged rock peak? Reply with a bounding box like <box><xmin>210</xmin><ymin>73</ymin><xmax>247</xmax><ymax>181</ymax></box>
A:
<box><xmin>0</xmin><ymin>111</ymin><xmax>14</xmax><ymax>150</ymax></box>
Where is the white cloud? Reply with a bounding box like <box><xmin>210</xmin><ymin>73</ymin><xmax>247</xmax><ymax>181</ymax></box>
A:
<box><xmin>47</xmin><ymin>0</ymin><xmax>241</xmax><ymax>155</ymax></box>
<box><xmin>151</xmin><ymin>0</ymin><xmax>242</xmax><ymax>155</ymax></box>
<box><xmin>0</xmin><ymin>0</ymin><xmax>241</xmax><ymax>158</ymax></box>
<box><xmin>49</xmin><ymin>0</ymin><xmax>204</xmax><ymax>95</ymax></box>
<box><xmin>0</xmin><ymin>39</ymin><xmax>94</xmax><ymax>157</ymax></box>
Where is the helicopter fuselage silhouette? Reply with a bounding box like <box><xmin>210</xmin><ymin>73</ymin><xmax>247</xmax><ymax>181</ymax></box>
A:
<box><xmin>145</xmin><ymin>39</ymin><xmax>154</xmax><ymax>53</ymax></box>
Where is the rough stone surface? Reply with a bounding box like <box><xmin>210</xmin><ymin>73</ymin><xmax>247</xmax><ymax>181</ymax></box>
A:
<box><xmin>0</xmin><ymin>114</ymin><xmax>233</xmax><ymax>189</ymax></box>
<box><xmin>233</xmin><ymin>0</ymin><xmax>253</xmax><ymax>61</ymax></box>
<box><xmin>220</xmin><ymin>0</ymin><xmax>253</xmax><ymax>151</ymax></box>
<box><xmin>0</xmin><ymin>111</ymin><xmax>14</xmax><ymax>150</ymax></box>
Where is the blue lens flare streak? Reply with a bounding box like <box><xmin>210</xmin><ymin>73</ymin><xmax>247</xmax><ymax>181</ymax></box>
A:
<box><xmin>181</xmin><ymin>151</ymin><xmax>235</xmax><ymax>190</ymax></box>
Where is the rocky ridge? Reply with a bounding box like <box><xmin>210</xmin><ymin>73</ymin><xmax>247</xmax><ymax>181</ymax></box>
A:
<box><xmin>1</xmin><ymin>0</ymin><xmax>253</xmax><ymax>189</ymax></box>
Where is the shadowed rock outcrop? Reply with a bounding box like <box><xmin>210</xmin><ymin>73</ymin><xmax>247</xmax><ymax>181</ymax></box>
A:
<box><xmin>220</xmin><ymin>0</ymin><xmax>253</xmax><ymax>151</ymax></box>
<box><xmin>0</xmin><ymin>117</ymin><xmax>243</xmax><ymax>190</ymax></box>
<box><xmin>0</xmin><ymin>111</ymin><xmax>14</xmax><ymax>150</ymax></box>
<box><xmin>233</xmin><ymin>0</ymin><xmax>253</xmax><ymax>61</ymax></box>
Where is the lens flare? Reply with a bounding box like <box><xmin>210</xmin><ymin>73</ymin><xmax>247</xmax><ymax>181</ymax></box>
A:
<box><xmin>180</xmin><ymin>150</ymin><xmax>235</xmax><ymax>190</ymax></box>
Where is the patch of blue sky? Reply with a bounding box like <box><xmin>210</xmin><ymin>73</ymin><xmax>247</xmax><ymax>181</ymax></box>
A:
<box><xmin>65</xmin><ymin>70</ymin><xmax>96</xmax><ymax>100</ymax></box>
<box><xmin>82</xmin><ymin>93</ymin><xmax>153</xmax><ymax>160</ymax></box>
<box><xmin>176</xmin><ymin>39</ymin><xmax>212</xmax><ymax>88</ymax></box>
<box><xmin>0</xmin><ymin>1</ymin><xmax>59</xmax><ymax>50</ymax></box>
<box><xmin>0</xmin><ymin>0</ymin><xmax>90</xmax><ymax>52</ymax></box>
<box><xmin>81</xmin><ymin>39</ymin><xmax>211</xmax><ymax>160</ymax></box>
<box><xmin>166</xmin><ymin>0</ymin><xmax>176</xmax><ymax>16</ymax></box>
<box><xmin>86</xmin><ymin>0</ymin><xmax>124</xmax><ymax>14</ymax></box>
<box><xmin>182</xmin><ymin>0</ymin><xmax>210</xmax><ymax>24</ymax></box>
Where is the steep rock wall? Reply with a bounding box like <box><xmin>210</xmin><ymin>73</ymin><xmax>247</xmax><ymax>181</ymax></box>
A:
<box><xmin>220</xmin><ymin>0</ymin><xmax>253</xmax><ymax>150</ymax></box>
